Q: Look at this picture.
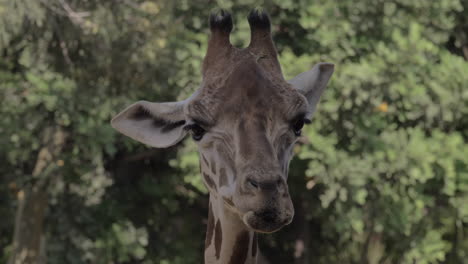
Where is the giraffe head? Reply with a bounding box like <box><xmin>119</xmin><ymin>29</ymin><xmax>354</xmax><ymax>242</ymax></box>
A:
<box><xmin>111</xmin><ymin>9</ymin><xmax>334</xmax><ymax>233</ymax></box>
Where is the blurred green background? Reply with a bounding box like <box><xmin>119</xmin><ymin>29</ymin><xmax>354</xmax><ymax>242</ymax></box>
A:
<box><xmin>1</xmin><ymin>0</ymin><xmax>467</xmax><ymax>263</ymax></box>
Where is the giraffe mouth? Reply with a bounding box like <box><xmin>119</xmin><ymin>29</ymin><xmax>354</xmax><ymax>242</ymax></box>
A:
<box><xmin>242</xmin><ymin>210</ymin><xmax>292</xmax><ymax>233</ymax></box>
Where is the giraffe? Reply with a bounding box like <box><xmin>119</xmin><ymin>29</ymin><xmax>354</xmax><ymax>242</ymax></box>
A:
<box><xmin>111</xmin><ymin>9</ymin><xmax>334</xmax><ymax>264</ymax></box>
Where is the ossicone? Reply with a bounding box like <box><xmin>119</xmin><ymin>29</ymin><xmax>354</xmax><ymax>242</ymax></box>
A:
<box><xmin>247</xmin><ymin>8</ymin><xmax>282</xmax><ymax>76</ymax></box>
<box><xmin>247</xmin><ymin>8</ymin><xmax>271</xmax><ymax>32</ymax></box>
<box><xmin>209</xmin><ymin>9</ymin><xmax>233</xmax><ymax>33</ymax></box>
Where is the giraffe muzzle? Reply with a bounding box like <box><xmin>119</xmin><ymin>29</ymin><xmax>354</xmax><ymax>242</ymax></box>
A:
<box><xmin>236</xmin><ymin>174</ymin><xmax>294</xmax><ymax>232</ymax></box>
<box><xmin>242</xmin><ymin>207</ymin><xmax>294</xmax><ymax>233</ymax></box>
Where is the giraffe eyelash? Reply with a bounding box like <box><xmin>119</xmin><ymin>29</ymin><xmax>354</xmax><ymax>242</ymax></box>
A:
<box><xmin>289</xmin><ymin>113</ymin><xmax>310</xmax><ymax>125</ymax></box>
<box><xmin>183</xmin><ymin>124</ymin><xmax>197</xmax><ymax>131</ymax></box>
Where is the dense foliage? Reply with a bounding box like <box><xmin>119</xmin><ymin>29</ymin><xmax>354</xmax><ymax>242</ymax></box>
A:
<box><xmin>1</xmin><ymin>0</ymin><xmax>467</xmax><ymax>263</ymax></box>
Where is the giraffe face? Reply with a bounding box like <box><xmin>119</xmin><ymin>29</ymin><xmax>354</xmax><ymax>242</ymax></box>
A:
<box><xmin>185</xmin><ymin>59</ymin><xmax>306</xmax><ymax>232</ymax></box>
<box><xmin>111</xmin><ymin>9</ymin><xmax>333</xmax><ymax>234</ymax></box>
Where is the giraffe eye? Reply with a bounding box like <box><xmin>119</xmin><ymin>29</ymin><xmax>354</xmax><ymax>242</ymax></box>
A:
<box><xmin>185</xmin><ymin>124</ymin><xmax>206</xmax><ymax>141</ymax></box>
<box><xmin>292</xmin><ymin>118</ymin><xmax>308</xmax><ymax>136</ymax></box>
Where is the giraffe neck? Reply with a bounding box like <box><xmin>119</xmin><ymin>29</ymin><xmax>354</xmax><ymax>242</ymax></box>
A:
<box><xmin>204</xmin><ymin>194</ymin><xmax>258</xmax><ymax>264</ymax></box>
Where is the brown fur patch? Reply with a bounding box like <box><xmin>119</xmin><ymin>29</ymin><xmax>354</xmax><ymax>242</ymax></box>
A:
<box><xmin>203</xmin><ymin>173</ymin><xmax>217</xmax><ymax>191</ymax></box>
<box><xmin>210</xmin><ymin>156</ymin><xmax>217</xmax><ymax>174</ymax></box>
<box><xmin>252</xmin><ymin>233</ymin><xmax>257</xmax><ymax>257</ymax></box>
<box><xmin>219</xmin><ymin>167</ymin><xmax>228</xmax><ymax>187</ymax></box>
<box><xmin>214</xmin><ymin>220</ymin><xmax>222</xmax><ymax>259</ymax></box>
<box><xmin>229</xmin><ymin>231</ymin><xmax>250</xmax><ymax>264</ymax></box>
<box><xmin>205</xmin><ymin>202</ymin><xmax>215</xmax><ymax>250</ymax></box>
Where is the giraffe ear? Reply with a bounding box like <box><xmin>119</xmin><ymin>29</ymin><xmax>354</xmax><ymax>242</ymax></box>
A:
<box><xmin>111</xmin><ymin>100</ymin><xmax>188</xmax><ymax>148</ymax></box>
<box><xmin>288</xmin><ymin>62</ymin><xmax>334</xmax><ymax>118</ymax></box>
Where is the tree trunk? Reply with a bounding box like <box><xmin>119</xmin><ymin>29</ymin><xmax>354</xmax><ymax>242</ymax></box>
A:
<box><xmin>8</xmin><ymin>188</ymin><xmax>48</xmax><ymax>264</ymax></box>
<box><xmin>8</xmin><ymin>127</ymin><xmax>66</xmax><ymax>264</ymax></box>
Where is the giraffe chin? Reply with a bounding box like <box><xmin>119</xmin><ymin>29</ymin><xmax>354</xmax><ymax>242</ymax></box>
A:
<box><xmin>242</xmin><ymin>211</ymin><xmax>293</xmax><ymax>234</ymax></box>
